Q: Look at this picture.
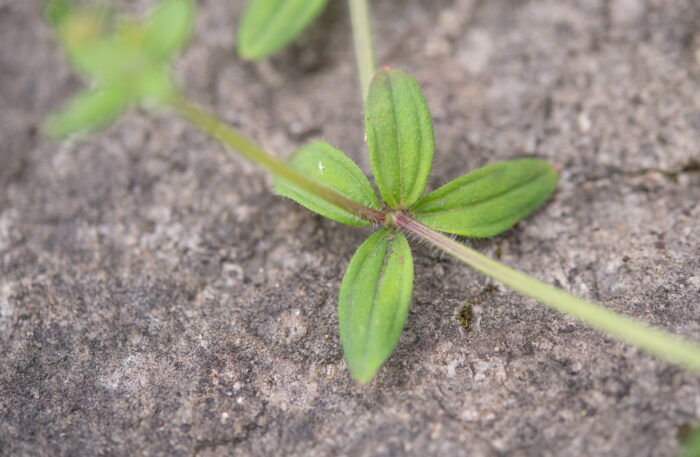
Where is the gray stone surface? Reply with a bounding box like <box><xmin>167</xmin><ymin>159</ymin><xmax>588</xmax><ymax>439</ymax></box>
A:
<box><xmin>1</xmin><ymin>0</ymin><xmax>699</xmax><ymax>456</ymax></box>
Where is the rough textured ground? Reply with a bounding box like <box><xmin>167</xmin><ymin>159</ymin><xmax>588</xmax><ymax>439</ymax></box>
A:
<box><xmin>1</xmin><ymin>0</ymin><xmax>699</xmax><ymax>456</ymax></box>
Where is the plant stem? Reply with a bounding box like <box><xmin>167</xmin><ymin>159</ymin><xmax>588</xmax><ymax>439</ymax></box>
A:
<box><xmin>348</xmin><ymin>0</ymin><xmax>377</xmax><ymax>101</ymax></box>
<box><xmin>395</xmin><ymin>213</ymin><xmax>700</xmax><ymax>375</ymax></box>
<box><xmin>170</xmin><ymin>94</ymin><xmax>700</xmax><ymax>376</ymax></box>
<box><xmin>170</xmin><ymin>96</ymin><xmax>384</xmax><ymax>225</ymax></box>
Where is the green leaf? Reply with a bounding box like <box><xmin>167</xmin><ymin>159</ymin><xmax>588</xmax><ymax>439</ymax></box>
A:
<box><xmin>237</xmin><ymin>0</ymin><xmax>329</xmax><ymax>60</ymax></box>
<box><xmin>274</xmin><ymin>141</ymin><xmax>380</xmax><ymax>226</ymax></box>
<box><xmin>412</xmin><ymin>159</ymin><xmax>558</xmax><ymax>238</ymax></box>
<box><xmin>51</xmin><ymin>6</ymin><xmax>122</xmax><ymax>80</ymax></box>
<box><xmin>67</xmin><ymin>38</ymin><xmax>142</xmax><ymax>81</ymax></box>
<box><xmin>136</xmin><ymin>65</ymin><xmax>178</xmax><ymax>105</ymax></box>
<box><xmin>143</xmin><ymin>0</ymin><xmax>195</xmax><ymax>59</ymax></box>
<box><xmin>44</xmin><ymin>84</ymin><xmax>132</xmax><ymax>138</ymax></box>
<box><xmin>679</xmin><ymin>425</ymin><xmax>700</xmax><ymax>457</ymax></box>
<box><xmin>365</xmin><ymin>67</ymin><xmax>435</xmax><ymax>209</ymax></box>
<box><xmin>45</xmin><ymin>0</ymin><xmax>74</xmax><ymax>26</ymax></box>
<box><xmin>339</xmin><ymin>229</ymin><xmax>414</xmax><ymax>383</ymax></box>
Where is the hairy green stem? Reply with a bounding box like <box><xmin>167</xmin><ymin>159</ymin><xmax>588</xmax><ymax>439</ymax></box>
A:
<box><xmin>395</xmin><ymin>213</ymin><xmax>700</xmax><ymax>375</ymax></box>
<box><xmin>170</xmin><ymin>95</ymin><xmax>700</xmax><ymax>375</ymax></box>
<box><xmin>170</xmin><ymin>96</ymin><xmax>384</xmax><ymax>224</ymax></box>
<box><xmin>348</xmin><ymin>0</ymin><xmax>377</xmax><ymax>101</ymax></box>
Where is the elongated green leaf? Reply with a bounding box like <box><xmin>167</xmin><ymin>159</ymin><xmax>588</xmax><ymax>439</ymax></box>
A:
<box><xmin>52</xmin><ymin>6</ymin><xmax>124</xmax><ymax>80</ymax></box>
<box><xmin>67</xmin><ymin>38</ymin><xmax>142</xmax><ymax>81</ymax></box>
<box><xmin>365</xmin><ymin>67</ymin><xmax>434</xmax><ymax>209</ymax></box>
<box><xmin>274</xmin><ymin>141</ymin><xmax>380</xmax><ymax>226</ymax></box>
<box><xmin>143</xmin><ymin>0</ymin><xmax>195</xmax><ymax>59</ymax></box>
<box><xmin>339</xmin><ymin>229</ymin><xmax>414</xmax><ymax>382</ymax></box>
<box><xmin>237</xmin><ymin>0</ymin><xmax>329</xmax><ymax>60</ymax></box>
<box><xmin>44</xmin><ymin>84</ymin><xmax>132</xmax><ymax>138</ymax></box>
<box><xmin>412</xmin><ymin>159</ymin><xmax>558</xmax><ymax>237</ymax></box>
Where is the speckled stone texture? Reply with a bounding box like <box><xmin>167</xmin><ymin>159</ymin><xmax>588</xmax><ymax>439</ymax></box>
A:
<box><xmin>1</xmin><ymin>0</ymin><xmax>699</xmax><ymax>456</ymax></box>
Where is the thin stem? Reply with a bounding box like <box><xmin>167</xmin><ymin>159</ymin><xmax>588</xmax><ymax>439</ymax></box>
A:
<box><xmin>396</xmin><ymin>213</ymin><xmax>700</xmax><ymax>375</ymax></box>
<box><xmin>170</xmin><ymin>96</ymin><xmax>384</xmax><ymax>225</ymax></box>
<box><xmin>348</xmin><ymin>0</ymin><xmax>377</xmax><ymax>101</ymax></box>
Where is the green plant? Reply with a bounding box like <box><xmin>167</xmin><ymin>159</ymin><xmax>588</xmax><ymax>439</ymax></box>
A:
<box><xmin>45</xmin><ymin>0</ymin><xmax>700</xmax><ymax>383</ymax></box>
<box><xmin>44</xmin><ymin>0</ymin><xmax>193</xmax><ymax>137</ymax></box>
<box><xmin>274</xmin><ymin>67</ymin><xmax>557</xmax><ymax>381</ymax></box>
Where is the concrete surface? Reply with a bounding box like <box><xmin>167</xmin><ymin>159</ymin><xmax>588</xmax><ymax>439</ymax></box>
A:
<box><xmin>1</xmin><ymin>0</ymin><xmax>699</xmax><ymax>456</ymax></box>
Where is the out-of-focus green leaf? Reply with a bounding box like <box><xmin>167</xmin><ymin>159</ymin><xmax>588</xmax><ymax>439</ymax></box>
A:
<box><xmin>678</xmin><ymin>425</ymin><xmax>700</xmax><ymax>457</ymax></box>
<box><xmin>339</xmin><ymin>229</ymin><xmax>414</xmax><ymax>382</ymax></box>
<box><xmin>44</xmin><ymin>84</ymin><xmax>132</xmax><ymax>138</ymax></box>
<box><xmin>136</xmin><ymin>65</ymin><xmax>179</xmax><ymax>105</ymax></box>
<box><xmin>237</xmin><ymin>0</ymin><xmax>329</xmax><ymax>60</ymax></box>
<box><xmin>67</xmin><ymin>38</ymin><xmax>142</xmax><ymax>81</ymax></box>
<box><xmin>143</xmin><ymin>0</ymin><xmax>195</xmax><ymax>59</ymax></box>
<box><xmin>274</xmin><ymin>141</ymin><xmax>380</xmax><ymax>226</ymax></box>
<box><xmin>365</xmin><ymin>67</ymin><xmax>434</xmax><ymax>209</ymax></box>
<box><xmin>45</xmin><ymin>0</ymin><xmax>74</xmax><ymax>26</ymax></box>
<box><xmin>413</xmin><ymin>159</ymin><xmax>558</xmax><ymax>238</ymax></box>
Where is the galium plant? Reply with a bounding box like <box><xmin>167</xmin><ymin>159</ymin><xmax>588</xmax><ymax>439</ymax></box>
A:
<box><xmin>44</xmin><ymin>0</ymin><xmax>194</xmax><ymax>137</ymax></box>
<box><xmin>274</xmin><ymin>68</ymin><xmax>557</xmax><ymax>381</ymax></box>
<box><xmin>45</xmin><ymin>0</ymin><xmax>700</xmax><ymax>383</ymax></box>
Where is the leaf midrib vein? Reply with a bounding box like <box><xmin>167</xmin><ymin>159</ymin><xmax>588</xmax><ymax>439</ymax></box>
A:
<box><xmin>415</xmin><ymin>172</ymin><xmax>546</xmax><ymax>216</ymax></box>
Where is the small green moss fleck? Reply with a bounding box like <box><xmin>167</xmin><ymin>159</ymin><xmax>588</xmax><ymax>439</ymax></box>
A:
<box><xmin>678</xmin><ymin>424</ymin><xmax>692</xmax><ymax>440</ymax></box>
<box><xmin>456</xmin><ymin>304</ymin><xmax>473</xmax><ymax>331</ymax></box>
<box><xmin>456</xmin><ymin>285</ymin><xmax>497</xmax><ymax>331</ymax></box>
<box><xmin>484</xmin><ymin>284</ymin><xmax>498</xmax><ymax>295</ymax></box>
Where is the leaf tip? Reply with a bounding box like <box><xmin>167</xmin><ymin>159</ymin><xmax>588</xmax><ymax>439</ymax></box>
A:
<box><xmin>349</xmin><ymin>366</ymin><xmax>377</xmax><ymax>384</ymax></box>
<box><xmin>236</xmin><ymin>35</ymin><xmax>267</xmax><ymax>61</ymax></box>
<box><xmin>236</xmin><ymin>41</ymin><xmax>254</xmax><ymax>60</ymax></box>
